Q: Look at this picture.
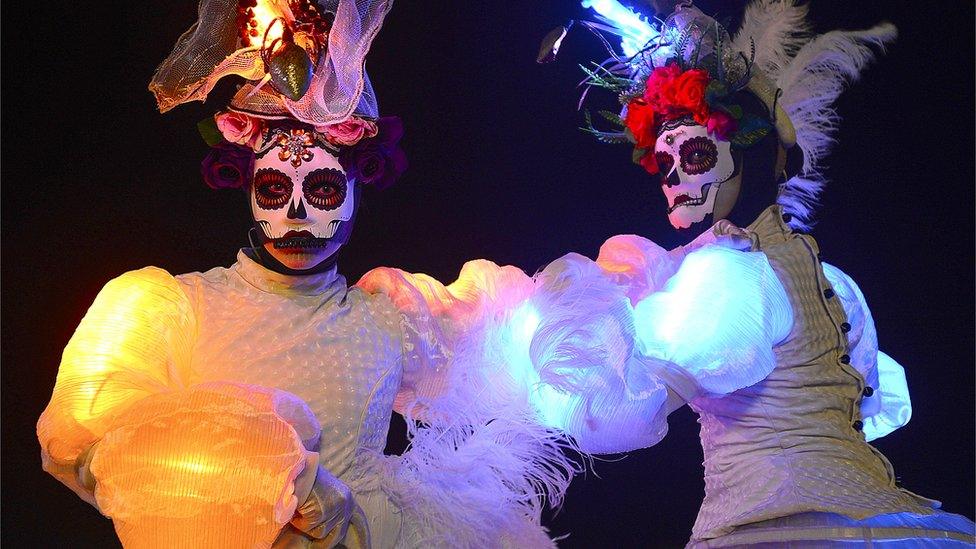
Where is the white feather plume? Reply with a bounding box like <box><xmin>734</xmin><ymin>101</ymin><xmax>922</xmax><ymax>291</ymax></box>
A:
<box><xmin>733</xmin><ymin>0</ymin><xmax>897</xmax><ymax>230</ymax></box>
<box><xmin>774</xmin><ymin>23</ymin><xmax>897</xmax><ymax>229</ymax></box>
<box><xmin>352</xmin><ymin>263</ymin><xmax>583</xmax><ymax>548</ymax></box>
<box><xmin>732</xmin><ymin>0</ymin><xmax>813</xmax><ymax>81</ymax></box>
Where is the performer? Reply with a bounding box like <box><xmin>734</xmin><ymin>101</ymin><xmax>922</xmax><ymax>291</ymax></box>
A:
<box><xmin>37</xmin><ymin>1</ymin><xmax>749</xmax><ymax>547</ymax></box>
<box><xmin>542</xmin><ymin>0</ymin><xmax>976</xmax><ymax>546</ymax></box>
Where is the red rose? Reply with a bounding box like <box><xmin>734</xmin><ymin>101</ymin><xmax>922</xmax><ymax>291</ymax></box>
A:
<box><xmin>672</xmin><ymin>68</ymin><xmax>710</xmax><ymax>124</ymax></box>
<box><xmin>624</xmin><ymin>99</ymin><xmax>657</xmax><ymax>149</ymax></box>
<box><xmin>200</xmin><ymin>143</ymin><xmax>255</xmax><ymax>190</ymax></box>
<box><xmin>319</xmin><ymin>117</ymin><xmax>379</xmax><ymax>146</ymax></box>
<box><xmin>638</xmin><ymin>149</ymin><xmax>659</xmax><ymax>175</ymax></box>
<box><xmin>643</xmin><ymin>63</ymin><xmax>682</xmax><ymax>112</ymax></box>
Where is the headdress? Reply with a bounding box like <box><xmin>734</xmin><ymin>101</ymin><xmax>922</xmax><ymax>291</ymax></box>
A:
<box><xmin>151</xmin><ymin>0</ymin><xmax>406</xmax><ymax>190</ymax></box>
<box><xmin>558</xmin><ymin>0</ymin><xmax>895</xmax><ymax>230</ymax></box>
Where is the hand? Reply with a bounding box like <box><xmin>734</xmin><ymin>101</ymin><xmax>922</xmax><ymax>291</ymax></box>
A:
<box><xmin>683</xmin><ymin>219</ymin><xmax>755</xmax><ymax>255</ymax></box>
<box><xmin>273</xmin><ymin>459</ymin><xmax>370</xmax><ymax>549</ymax></box>
<box><xmin>710</xmin><ymin>219</ymin><xmax>755</xmax><ymax>250</ymax></box>
<box><xmin>77</xmin><ymin>440</ymin><xmax>99</xmax><ymax>495</ymax></box>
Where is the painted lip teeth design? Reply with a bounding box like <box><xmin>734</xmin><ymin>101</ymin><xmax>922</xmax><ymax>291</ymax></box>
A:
<box><xmin>263</xmin><ymin>220</ymin><xmax>344</xmax><ymax>248</ymax></box>
<box><xmin>667</xmin><ymin>183</ymin><xmax>713</xmax><ymax>214</ymax></box>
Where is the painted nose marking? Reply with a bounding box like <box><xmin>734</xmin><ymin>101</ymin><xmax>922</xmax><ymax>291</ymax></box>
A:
<box><xmin>287</xmin><ymin>198</ymin><xmax>308</xmax><ymax>219</ymax></box>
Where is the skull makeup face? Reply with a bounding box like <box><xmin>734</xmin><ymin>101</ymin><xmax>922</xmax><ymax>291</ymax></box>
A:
<box><xmin>654</xmin><ymin>118</ymin><xmax>742</xmax><ymax>230</ymax></box>
<box><xmin>250</xmin><ymin>128</ymin><xmax>356</xmax><ymax>271</ymax></box>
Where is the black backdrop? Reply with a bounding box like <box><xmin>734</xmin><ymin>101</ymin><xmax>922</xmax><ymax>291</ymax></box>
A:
<box><xmin>3</xmin><ymin>1</ymin><xmax>973</xmax><ymax>547</ymax></box>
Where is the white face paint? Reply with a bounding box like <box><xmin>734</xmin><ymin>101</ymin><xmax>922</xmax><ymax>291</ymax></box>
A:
<box><xmin>654</xmin><ymin>121</ymin><xmax>735</xmax><ymax>230</ymax></box>
<box><xmin>250</xmin><ymin>129</ymin><xmax>355</xmax><ymax>270</ymax></box>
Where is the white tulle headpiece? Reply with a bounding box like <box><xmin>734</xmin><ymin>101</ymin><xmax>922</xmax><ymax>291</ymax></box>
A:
<box><xmin>150</xmin><ymin>0</ymin><xmax>391</xmax><ymax>126</ymax></box>
<box><xmin>575</xmin><ymin>0</ymin><xmax>896</xmax><ymax>230</ymax></box>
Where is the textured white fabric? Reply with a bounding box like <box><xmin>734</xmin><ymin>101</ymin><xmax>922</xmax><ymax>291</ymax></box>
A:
<box><xmin>688</xmin><ymin>509</ymin><xmax>975</xmax><ymax>547</ymax></box>
<box><xmin>37</xmin><ymin>267</ymin><xmax>197</xmax><ymax>508</ymax></box>
<box><xmin>632</xmin><ymin>246</ymin><xmax>793</xmax><ymax>396</ymax></box>
<box><xmin>182</xmin><ymin>251</ymin><xmax>569</xmax><ymax>547</ymax></box>
<box><xmin>40</xmin><ymin>250</ymin><xmax>579</xmax><ymax>548</ymax></box>
<box><xmin>91</xmin><ymin>383</ymin><xmax>317</xmax><ymax>549</ymax></box>
<box><xmin>683</xmin><ymin>206</ymin><xmax>937</xmax><ymax>542</ymax></box>
<box><xmin>821</xmin><ymin>262</ymin><xmax>912</xmax><ymax>441</ymax></box>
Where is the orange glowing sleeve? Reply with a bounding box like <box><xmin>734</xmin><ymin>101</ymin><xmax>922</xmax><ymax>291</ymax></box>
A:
<box><xmin>37</xmin><ymin>268</ymin><xmax>322</xmax><ymax>548</ymax></box>
<box><xmin>36</xmin><ymin>267</ymin><xmax>198</xmax><ymax>506</ymax></box>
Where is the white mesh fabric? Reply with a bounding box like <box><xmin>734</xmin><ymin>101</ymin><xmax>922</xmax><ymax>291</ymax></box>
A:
<box><xmin>150</xmin><ymin>0</ymin><xmax>265</xmax><ymax>112</ymax></box>
<box><xmin>151</xmin><ymin>0</ymin><xmax>390</xmax><ymax>125</ymax></box>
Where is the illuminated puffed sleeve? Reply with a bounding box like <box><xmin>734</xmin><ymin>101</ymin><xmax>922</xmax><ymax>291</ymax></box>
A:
<box><xmin>37</xmin><ymin>267</ymin><xmax>197</xmax><ymax>504</ymax></box>
<box><xmin>822</xmin><ymin>263</ymin><xmax>911</xmax><ymax>441</ymax></box>
<box><xmin>358</xmin><ymin>238</ymin><xmax>792</xmax><ymax>456</ymax></box>
<box><xmin>356</xmin><ymin>262</ymin><xmax>578</xmax><ymax>546</ymax></box>
<box><xmin>526</xmin><ymin>240</ymin><xmax>794</xmax><ymax>453</ymax></box>
<box><xmin>37</xmin><ymin>268</ymin><xmax>322</xmax><ymax>548</ymax></box>
<box><xmin>359</xmin><ymin>257</ymin><xmax>673</xmax><ymax>455</ymax></box>
<box><xmin>629</xmin><ymin>245</ymin><xmax>794</xmax><ymax>397</ymax></box>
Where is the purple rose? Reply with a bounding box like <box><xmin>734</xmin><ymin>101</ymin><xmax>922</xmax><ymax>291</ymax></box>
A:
<box><xmin>339</xmin><ymin>116</ymin><xmax>407</xmax><ymax>190</ymax></box>
<box><xmin>201</xmin><ymin>143</ymin><xmax>255</xmax><ymax>190</ymax></box>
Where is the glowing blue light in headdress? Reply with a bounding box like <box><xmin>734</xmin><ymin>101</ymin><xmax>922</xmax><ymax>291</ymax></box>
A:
<box><xmin>581</xmin><ymin>0</ymin><xmax>659</xmax><ymax>58</ymax></box>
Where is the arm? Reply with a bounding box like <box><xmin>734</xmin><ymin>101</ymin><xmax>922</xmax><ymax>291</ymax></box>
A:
<box><xmin>38</xmin><ymin>268</ymin><xmax>352</xmax><ymax>547</ymax></box>
<box><xmin>357</xmin><ymin>238</ymin><xmax>792</xmax><ymax>454</ymax></box>
<box><xmin>37</xmin><ymin>267</ymin><xmax>196</xmax><ymax>505</ymax></box>
<box><xmin>349</xmin><ymin>241</ymin><xmax>792</xmax><ymax>544</ymax></box>
<box><xmin>822</xmin><ymin>262</ymin><xmax>911</xmax><ymax>441</ymax></box>
<box><xmin>528</xmin><ymin>243</ymin><xmax>793</xmax><ymax>452</ymax></box>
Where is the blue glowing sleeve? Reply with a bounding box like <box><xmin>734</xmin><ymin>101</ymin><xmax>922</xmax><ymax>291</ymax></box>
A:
<box><xmin>631</xmin><ymin>246</ymin><xmax>794</xmax><ymax>397</ymax></box>
<box><xmin>358</xmin><ymin>242</ymin><xmax>795</xmax><ymax>455</ymax></box>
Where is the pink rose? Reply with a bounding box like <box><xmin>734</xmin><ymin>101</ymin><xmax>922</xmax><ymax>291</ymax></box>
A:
<box><xmin>215</xmin><ymin>111</ymin><xmax>262</xmax><ymax>149</ymax></box>
<box><xmin>706</xmin><ymin>110</ymin><xmax>738</xmax><ymax>141</ymax></box>
<box><xmin>320</xmin><ymin>117</ymin><xmax>379</xmax><ymax>146</ymax></box>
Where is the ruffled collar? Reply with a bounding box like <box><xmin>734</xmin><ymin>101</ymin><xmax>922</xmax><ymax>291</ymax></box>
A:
<box><xmin>232</xmin><ymin>249</ymin><xmax>347</xmax><ymax>298</ymax></box>
<box><xmin>747</xmin><ymin>205</ymin><xmax>793</xmax><ymax>248</ymax></box>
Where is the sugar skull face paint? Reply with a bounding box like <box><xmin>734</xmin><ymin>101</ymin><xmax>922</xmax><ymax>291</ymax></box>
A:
<box><xmin>655</xmin><ymin>119</ymin><xmax>737</xmax><ymax>230</ymax></box>
<box><xmin>250</xmin><ymin>132</ymin><xmax>356</xmax><ymax>271</ymax></box>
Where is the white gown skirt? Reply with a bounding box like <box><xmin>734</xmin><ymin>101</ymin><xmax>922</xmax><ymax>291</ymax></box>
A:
<box><xmin>688</xmin><ymin>510</ymin><xmax>976</xmax><ymax>548</ymax></box>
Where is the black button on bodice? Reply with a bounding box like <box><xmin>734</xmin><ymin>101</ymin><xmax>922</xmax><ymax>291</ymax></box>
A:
<box><xmin>862</xmin><ymin>386</ymin><xmax>875</xmax><ymax>397</ymax></box>
<box><xmin>824</xmin><ymin>288</ymin><xmax>836</xmax><ymax>299</ymax></box>
<box><xmin>839</xmin><ymin>354</ymin><xmax>851</xmax><ymax>364</ymax></box>
<box><xmin>852</xmin><ymin>420</ymin><xmax>864</xmax><ymax>431</ymax></box>
<box><xmin>841</xmin><ymin>322</ymin><xmax>852</xmax><ymax>333</ymax></box>
<box><xmin>782</xmin><ymin>212</ymin><xmax>793</xmax><ymax>223</ymax></box>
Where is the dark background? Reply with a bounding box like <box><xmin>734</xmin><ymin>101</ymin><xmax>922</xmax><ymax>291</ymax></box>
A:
<box><xmin>3</xmin><ymin>1</ymin><xmax>973</xmax><ymax>547</ymax></box>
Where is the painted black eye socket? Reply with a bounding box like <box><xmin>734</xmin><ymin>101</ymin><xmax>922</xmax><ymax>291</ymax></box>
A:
<box><xmin>253</xmin><ymin>168</ymin><xmax>293</xmax><ymax>210</ymax></box>
<box><xmin>679</xmin><ymin>136</ymin><xmax>718</xmax><ymax>175</ymax></box>
<box><xmin>303</xmin><ymin>168</ymin><xmax>348</xmax><ymax>211</ymax></box>
<box><xmin>655</xmin><ymin>151</ymin><xmax>675</xmax><ymax>174</ymax></box>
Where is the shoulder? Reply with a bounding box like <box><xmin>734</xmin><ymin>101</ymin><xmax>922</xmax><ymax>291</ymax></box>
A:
<box><xmin>102</xmin><ymin>266</ymin><xmax>185</xmax><ymax>299</ymax></box>
<box><xmin>673</xmin><ymin>246</ymin><xmax>777</xmax><ymax>289</ymax></box>
<box><xmin>85</xmin><ymin>266</ymin><xmax>195</xmax><ymax>323</ymax></box>
<box><xmin>174</xmin><ymin>263</ymin><xmax>234</xmax><ymax>289</ymax></box>
<box><xmin>597</xmin><ymin>234</ymin><xmax>671</xmax><ymax>276</ymax></box>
